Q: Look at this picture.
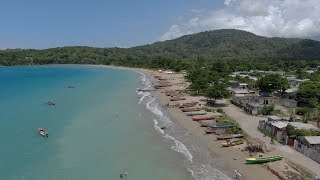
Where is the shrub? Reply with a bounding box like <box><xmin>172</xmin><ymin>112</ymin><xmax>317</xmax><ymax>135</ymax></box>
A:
<box><xmin>296</xmin><ymin>107</ymin><xmax>309</xmax><ymax>115</ymax></box>
<box><xmin>217</xmin><ymin>108</ymin><xmax>224</xmax><ymax>113</ymax></box>
<box><xmin>262</xmin><ymin>105</ymin><xmax>274</xmax><ymax>115</ymax></box>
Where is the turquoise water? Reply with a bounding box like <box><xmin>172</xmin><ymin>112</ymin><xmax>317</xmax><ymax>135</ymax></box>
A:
<box><xmin>0</xmin><ymin>65</ymin><xmax>193</xmax><ymax>180</ymax></box>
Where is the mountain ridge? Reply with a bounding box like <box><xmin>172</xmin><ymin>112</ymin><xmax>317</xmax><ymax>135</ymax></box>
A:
<box><xmin>1</xmin><ymin>29</ymin><xmax>320</xmax><ymax>66</ymax></box>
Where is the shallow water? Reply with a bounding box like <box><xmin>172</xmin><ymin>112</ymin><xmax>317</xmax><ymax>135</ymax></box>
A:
<box><xmin>0</xmin><ymin>65</ymin><xmax>193</xmax><ymax>180</ymax></box>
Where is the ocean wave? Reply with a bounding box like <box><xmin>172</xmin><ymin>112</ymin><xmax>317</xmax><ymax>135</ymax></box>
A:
<box><xmin>146</xmin><ymin>98</ymin><xmax>163</xmax><ymax>117</ymax></box>
<box><xmin>137</xmin><ymin>91</ymin><xmax>150</xmax><ymax>104</ymax></box>
<box><xmin>164</xmin><ymin>134</ymin><xmax>193</xmax><ymax>162</ymax></box>
<box><xmin>153</xmin><ymin>119</ymin><xmax>165</xmax><ymax>134</ymax></box>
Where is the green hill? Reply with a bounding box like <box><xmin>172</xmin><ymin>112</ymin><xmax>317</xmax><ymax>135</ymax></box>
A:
<box><xmin>1</xmin><ymin>29</ymin><xmax>320</xmax><ymax>67</ymax></box>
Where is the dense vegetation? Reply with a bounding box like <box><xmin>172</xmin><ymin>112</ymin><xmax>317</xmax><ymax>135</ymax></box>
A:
<box><xmin>1</xmin><ymin>29</ymin><xmax>320</xmax><ymax>70</ymax></box>
<box><xmin>1</xmin><ymin>29</ymin><xmax>320</xmax><ymax>110</ymax></box>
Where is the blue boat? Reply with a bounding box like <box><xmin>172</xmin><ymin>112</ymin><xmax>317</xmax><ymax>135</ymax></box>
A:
<box><xmin>208</xmin><ymin>125</ymin><xmax>234</xmax><ymax>129</ymax></box>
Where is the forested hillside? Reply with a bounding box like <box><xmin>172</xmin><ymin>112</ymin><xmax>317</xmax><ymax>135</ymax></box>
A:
<box><xmin>1</xmin><ymin>29</ymin><xmax>320</xmax><ymax>70</ymax></box>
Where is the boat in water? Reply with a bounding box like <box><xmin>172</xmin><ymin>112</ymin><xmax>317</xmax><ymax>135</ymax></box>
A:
<box><xmin>216</xmin><ymin>134</ymin><xmax>243</xmax><ymax>140</ymax></box>
<box><xmin>47</xmin><ymin>101</ymin><xmax>55</xmax><ymax>105</ymax></box>
<box><xmin>222</xmin><ymin>139</ymin><xmax>244</xmax><ymax>147</ymax></box>
<box><xmin>67</xmin><ymin>85</ymin><xmax>76</xmax><ymax>88</ymax></box>
<box><xmin>38</xmin><ymin>128</ymin><xmax>48</xmax><ymax>137</ymax></box>
<box><xmin>245</xmin><ymin>155</ymin><xmax>283</xmax><ymax>164</ymax></box>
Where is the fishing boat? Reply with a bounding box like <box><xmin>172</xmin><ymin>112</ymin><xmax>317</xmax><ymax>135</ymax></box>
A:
<box><xmin>186</xmin><ymin>112</ymin><xmax>207</xmax><ymax>116</ymax></box>
<box><xmin>67</xmin><ymin>85</ymin><xmax>75</xmax><ymax>88</ymax></box>
<box><xmin>178</xmin><ymin>102</ymin><xmax>198</xmax><ymax>108</ymax></box>
<box><xmin>47</xmin><ymin>101</ymin><xmax>55</xmax><ymax>105</ymax></box>
<box><xmin>216</xmin><ymin>134</ymin><xmax>243</xmax><ymax>140</ymax></box>
<box><xmin>245</xmin><ymin>155</ymin><xmax>283</xmax><ymax>164</ymax></box>
<box><xmin>222</xmin><ymin>139</ymin><xmax>244</xmax><ymax>147</ymax></box>
<box><xmin>192</xmin><ymin>116</ymin><xmax>215</xmax><ymax>121</ymax></box>
<box><xmin>170</xmin><ymin>97</ymin><xmax>186</xmax><ymax>101</ymax></box>
<box><xmin>209</xmin><ymin>124</ymin><xmax>234</xmax><ymax>129</ymax></box>
<box><xmin>205</xmin><ymin>128</ymin><xmax>217</xmax><ymax>134</ymax></box>
<box><xmin>181</xmin><ymin>107</ymin><xmax>202</xmax><ymax>112</ymax></box>
<box><xmin>199</xmin><ymin>120</ymin><xmax>216</xmax><ymax>127</ymax></box>
<box><xmin>38</xmin><ymin>128</ymin><xmax>48</xmax><ymax>137</ymax></box>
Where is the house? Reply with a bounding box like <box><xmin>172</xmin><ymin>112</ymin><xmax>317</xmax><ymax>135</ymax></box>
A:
<box><xmin>294</xmin><ymin>136</ymin><xmax>320</xmax><ymax>164</ymax></box>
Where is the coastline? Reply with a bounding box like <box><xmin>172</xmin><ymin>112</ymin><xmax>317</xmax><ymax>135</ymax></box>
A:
<box><xmin>8</xmin><ymin>64</ymin><xmax>313</xmax><ymax>179</ymax></box>
<box><xmin>86</xmin><ymin>64</ymin><xmax>282</xmax><ymax>179</ymax></box>
<box><xmin>141</xmin><ymin>69</ymin><xmax>283</xmax><ymax>180</ymax></box>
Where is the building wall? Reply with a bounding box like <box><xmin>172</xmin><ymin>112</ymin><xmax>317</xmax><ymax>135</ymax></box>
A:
<box><xmin>294</xmin><ymin>140</ymin><xmax>320</xmax><ymax>164</ymax></box>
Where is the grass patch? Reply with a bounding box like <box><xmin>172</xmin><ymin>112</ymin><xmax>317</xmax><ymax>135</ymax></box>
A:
<box><xmin>216</xmin><ymin>117</ymin><xmax>243</xmax><ymax>134</ymax></box>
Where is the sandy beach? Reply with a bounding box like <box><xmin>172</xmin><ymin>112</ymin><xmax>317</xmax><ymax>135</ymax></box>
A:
<box><xmin>88</xmin><ymin>64</ymin><xmax>314</xmax><ymax>180</ymax></box>
<box><xmin>137</xmin><ymin>68</ymin><xmax>316</xmax><ymax>180</ymax></box>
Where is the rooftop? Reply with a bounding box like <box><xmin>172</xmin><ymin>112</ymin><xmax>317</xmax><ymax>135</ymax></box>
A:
<box><xmin>271</xmin><ymin>121</ymin><xmax>289</xmax><ymax>129</ymax></box>
<box><xmin>289</xmin><ymin>122</ymin><xmax>319</xmax><ymax>130</ymax></box>
<box><xmin>303</xmin><ymin>136</ymin><xmax>320</xmax><ymax>145</ymax></box>
<box><xmin>233</xmin><ymin>89</ymin><xmax>249</xmax><ymax>94</ymax></box>
<box><xmin>267</xmin><ymin>115</ymin><xmax>282</xmax><ymax>121</ymax></box>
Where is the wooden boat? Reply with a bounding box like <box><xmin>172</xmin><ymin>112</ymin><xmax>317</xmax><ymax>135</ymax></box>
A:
<box><xmin>245</xmin><ymin>155</ymin><xmax>283</xmax><ymax>164</ymax></box>
<box><xmin>181</xmin><ymin>107</ymin><xmax>202</xmax><ymax>112</ymax></box>
<box><xmin>209</xmin><ymin>125</ymin><xmax>234</xmax><ymax>129</ymax></box>
<box><xmin>158</xmin><ymin>78</ymin><xmax>167</xmax><ymax>81</ymax></box>
<box><xmin>38</xmin><ymin>128</ymin><xmax>48</xmax><ymax>137</ymax></box>
<box><xmin>222</xmin><ymin>139</ymin><xmax>244</xmax><ymax>147</ymax></box>
<box><xmin>216</xmin><ymin>134</ymin><xmax>243</xmax><ymax>140</ymax></box>
<box><xmin>170</xmin><ymin>97</ymin><xmax>186</xmax><ymax>101</ymax></box>
<box><xmin>154</xmin><ymin>75</ymin><xmax>162</xmax><ymax>79</ymax></box>
<box><xmin>47</xmin><ymin>101</ymin><xmax>55</xmax><ymax>105</ymax></box>
<box><xmin>155</xmin><ymin>84</ymin><xmax>173</xmax><ymax>89</ymax></box>
<box><xmin>205</xmin><ymin>128</ymin><xmax>217</xmax><ymax>134</ymax></box>
<box><xmin>192</xmin><ymin>116</ymin><xmax>215</xmax><ymax>121</ymax></box>
<box><xmin>178</xmin><ymin>102</ymin><xmax>198</xmax><ymax>108</ymax></box>
<box><xmin>67</xmin><ymin>85</ymin><xmax>75</xmax><ymax>88</ymax></box>
<box><xmin>199</xmin><ymin>120</ymin><xmax>216</xmax><ymax>127</ymax></box>
<box><xmin>186</xmin><ymin>112</ymin><xmax>207</xmax><ymax>116</ymax></box>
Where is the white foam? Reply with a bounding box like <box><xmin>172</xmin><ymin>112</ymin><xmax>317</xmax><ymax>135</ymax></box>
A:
<box><xmin>164</xmin><ymin>134</ymin><xmax>193</xmax><ymax>162</ymax></box>
<box><xmin>153</xmin><ymin>119</ymin><xmax>164</xmax><ymax>134</ymax></box>
<box><xmin>138</xmin><ymin>91</ymin><xmax>150</xmax><ymax>104</ymax></box>
<box><xmin>146</xmin><ymin>98</ymin><xmax>163</xmax><ymax>117</ymax></box>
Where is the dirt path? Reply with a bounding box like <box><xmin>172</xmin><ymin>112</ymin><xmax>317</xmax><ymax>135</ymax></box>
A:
<box><xmin>222</xmin><ymin>102</ymin><xmax>320</xmax><ymax>177</ymax></box>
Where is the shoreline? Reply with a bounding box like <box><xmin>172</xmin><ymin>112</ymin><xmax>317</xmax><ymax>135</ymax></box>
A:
<box><xmin>141</xmin><ymin>69</ymin><xmax>282</xmax><ymax>180</ymax></box>
<box><xmin>2</xmin><ymin>64</ymin><xmax>314</xmax><ymax>179</ymax></box>
<box><xmin>84</xmin><ymin>64</ymin><xmax>286</xmax><ymax>179</ymax></box>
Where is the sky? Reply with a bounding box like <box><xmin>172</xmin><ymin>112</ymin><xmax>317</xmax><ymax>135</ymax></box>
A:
<box><xmin>0</xmin><ymin>0</ymin><xmax>319</xmax><ymax>49</ymax></box>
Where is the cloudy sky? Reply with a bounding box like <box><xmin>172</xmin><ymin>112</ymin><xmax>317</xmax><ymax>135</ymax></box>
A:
<box><xmin>0</xmin><ymin>0</ymin><xmax>319</xmax><ymax>49</ymax></box>
<box><xmin>161</xmin><ymin>0</ymin><xmax>320</xmax><ymax>41</ymax></box>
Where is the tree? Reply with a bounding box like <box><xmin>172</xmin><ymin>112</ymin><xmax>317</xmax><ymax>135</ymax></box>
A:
<box><xmin>296</xmin><ymin>80</ymin><xmax>320</xmax><ymax>107</ymax></box>
<box><xmin>188</xmin><ymin>77</ymin><xmax>208</xmax><ymax>94</ymax></box>
<box><xmin>257</xmin><ymin>74</ymin><xmax>289</xmax><ymax>93</ymax></box>
<box><xmin>205</xmin><ymin>83</ymin><xmax>230</xmax><ymax>100</ymax></box>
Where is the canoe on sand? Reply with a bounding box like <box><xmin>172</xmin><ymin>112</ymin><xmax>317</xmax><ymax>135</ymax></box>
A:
<box><xmin>216</xmin><ymin>134</ymin><xmax>243</xmax><ymax>140</ymax></box>
<box><xmin>192</xmin><ymin>116</ymin><xmax>215</xmax><ymax>121</ymax></box>
<box><xmin>245</xmin><ymin>155</ymin><xmax>283</xmax><ymax>164</ymax></box>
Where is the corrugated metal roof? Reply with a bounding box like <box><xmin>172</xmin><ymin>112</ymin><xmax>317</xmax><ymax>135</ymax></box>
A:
<box><xmin>289</xmin><ymin>122</ymin><xmax>319</xmax><ymax>130</ymax></box>
<box><xmin>267</xmin><ymin>115</ymin><xmax>282</xmax><ymax>121</ymax></box>
<box><xmin>271</xmin><ymin>121</ymin><xmax>289</xmax><ymax>129</ymax></box>
<box><xmin>304</xmin><ymin>136</ymin><xmax>320</xmax><ymax>145</ymax></box>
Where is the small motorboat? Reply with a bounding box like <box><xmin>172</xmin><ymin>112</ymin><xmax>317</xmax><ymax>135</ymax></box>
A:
<box><xmin>38</xmin><ymin>128</ymin><xmax>48</xmax><ymax>137</ymax></box>
<box><xmin>67</xmin><ymin>85</ymin><xmax>76</xmax><ymax>88</ymax></box>
<box><xmin>47</xmin><ymin>101</ymin><xmax>55</xmax><ymax>105</ymax></box>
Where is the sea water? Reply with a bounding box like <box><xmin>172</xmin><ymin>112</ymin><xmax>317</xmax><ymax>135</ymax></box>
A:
<box><xmin>0</xmin><ymin>65</ymin><xmax>231</xmax><ymax>180</ymax></box>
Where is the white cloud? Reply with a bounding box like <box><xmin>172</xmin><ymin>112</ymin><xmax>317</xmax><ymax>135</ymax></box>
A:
<box><xmin>160</xmin><ymin>0</ymin><xmax>320</xmax><ymax>41</ymax></box>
